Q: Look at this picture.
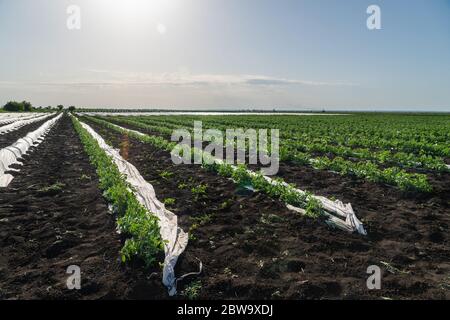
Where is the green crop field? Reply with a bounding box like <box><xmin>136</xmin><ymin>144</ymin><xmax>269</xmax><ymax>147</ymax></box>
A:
<box><xmin>1</xmin><ymin>111</ymin><xmax>449</xmax><ymax>300</ymax></box>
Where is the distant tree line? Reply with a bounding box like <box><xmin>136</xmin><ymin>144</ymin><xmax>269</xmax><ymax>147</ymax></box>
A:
<box><xmin>2</xmin><ymin>101</ymin><xmax>33</xmax><ymax>112</ymax></box>
<box><xmin>1</xmin><ymin>101</ymin><xmax>76</xmax><ymax>112</ymax></box>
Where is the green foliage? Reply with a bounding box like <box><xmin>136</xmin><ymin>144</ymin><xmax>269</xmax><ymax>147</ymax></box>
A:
<box><xmin>260</xmin><ymin>213</ymin><xmax>285</xmax><ymax>225</ymax></box>
<box><xmin>219</xmin><ymin>199</ymin><xmax>233</xmax><ymax>210</ymax></box>
<box><xmin>181</xmin><ymin>280</ymin><xmax>202</xmax><ymax>300</ymax></box>
<box><xmin>177</xmin><ymin>182</ymin><xmax>188</xmax><ymax>189</ymax></box>
<box><xmin>115</xmin><ymin>113</ymin><xmax>448</xmax><ymax>192</ymax></box>
<box><xmin>86</xmin><ymin>112</ymin><xmax>443</xmax><ymax>230</ymax></box>
<box><xmin>312</xmin><ymin>156</ymin><xmax>432</xmax><ymax>192</ymax></box>
<box><xmin>191</xmin><ymin>184</ymin><xmax>208</xmax><ymax>199</ymax></box>
<box><xmin>190</xmin><ymin>213</ymin><xmax>213</xmax><ymax>226</ymax></box>
<box><xmin>3</xmin><ymin>100</ymin><xmax>33</xmax><ymax>112</ymax></box>
<box><xmin>80</xmin><ymin>174</ymin><xmax>91</xmax><ymax>181</ymax></box>
<box><xmin>89</xmin><ymin>115</ymin><xmax>326</xmax><ymax>219</ymax></box>
<box><xmin>37</xmin><ymin>182</ymin><xmax>65</xmax><ymax>196</ymax></box>
<box><xmin>84</xmin><ymin>115</ymin><xmax>177</xmax><ymax>152</ymax></box>
<box><xmin>163</xmin><ymin>197</ymin><xmax>176</xmax><ymax>206</ymax></box>
<box><xmin>159</xmin><ymin>170</ymin><xmax>173</xmax><ymax>179</ymax></box>
<box><xmin>71</xmin><ymin>116</ymin><xmax>163</xmax><ymax>267</ymax></box>
<box><xmin>304</xmin><ymin>196</ymin><xmax>323</xmax><ymax>218</ymax></box>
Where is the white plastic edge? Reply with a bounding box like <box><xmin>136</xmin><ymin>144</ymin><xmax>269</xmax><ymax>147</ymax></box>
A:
<box><xmin>0</xmin><ymin>113</ymin><xmax>62</xmax><ymax>187</ymax></box>
<box><xmin>98</xmin><ymin>119</ymin><xmax>367</xmax><ymax>235</ymax></box>
<box><xmin>0</xmin><ymin>114</ymin><xmax>54</xmax><ymax>134</ymax></box>
<box><xmin>0</xmin><ymin>113</ymin><xmax>46</xmax><ymax>126</ymax></box>
<box><xmin>77</xmin><ymin>119</ymin><xmax>188</xmax><ymax>296</ymax></box>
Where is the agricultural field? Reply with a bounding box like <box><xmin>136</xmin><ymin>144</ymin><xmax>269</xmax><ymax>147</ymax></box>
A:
<box><xmin>0</xmin><ymin>111</ymin><xmax>449</xmax><ymax>300</ymax></box>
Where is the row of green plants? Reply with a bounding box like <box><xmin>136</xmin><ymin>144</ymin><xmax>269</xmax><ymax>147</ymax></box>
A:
<box><xmin>103</xmin><ymin>115</ymin><xmax>434</xmax><ymax>192</ymax></box>
<box><xmin>311</xmin><ymin>156</ymin><xmax>432</xmax><ymax>192</ymax></box>
<box><xmin>83</xmin><ymin>115</ymin><xmax>325</xmax><ymax>219</ymax></box>
<box><xmin>135</xmin><ymin>114</ymin><xmax>450</xmax><ymax>157</ymax></box>
<box><xmin>131</xmin><ymin>115</ymin><xmax>449</xmax><ymax>171</ymax></box>
<box><xmin>174</xmin><ymin>114</ymin><xmax>449</xmax><ymax>146</ymax></box>
<box><xmin>71</xmin><ymin>115</ymin><xmax>164</xmax><ymax>267</ymax></box>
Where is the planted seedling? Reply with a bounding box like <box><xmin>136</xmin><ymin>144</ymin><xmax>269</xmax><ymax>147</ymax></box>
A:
<box><xmin>177</xmin><ymin>182</ymin><xmax>188</xmax><ymax>190</ymax></box>
<box><xmin>80</xmin><ymin>174</ymin><xmax>91</xmax><ymax>181</ymax></box>
<box><xmin>304</xmin><ymin>197</ymin><xmax>324</xmax><ymax>219</ymax></box>
<box><xmin>182</xmin><ymin>280</ymin><xmax>202</xmax><ymax>300</ymax></box>
<box><xmin>219</xmin><ymin>199</ymin><xmax>233</xmax><ymax>210</ymax></box>
<box><xmin>190</xmin><ymin>213</ymin><xmax>213</xmax><ymax>226</ymax></box>
<box><xmin>163</xmin><ymin>198</ymin><xmax>176</xmax><ymax>206</ymax></box>
<box><xmin>188</xmin><ymin>223</ymin><xmax>199</xmax><ymax>241</ymax></box>
<box><xmin>191</xmin><ymin>184</ymin><xmax>208</xmax><ymax>200</ymax></box>
<box><xmin>37</xmin><ymin>182</ymin><xmax>65</xmax><ymax>196</ymax></box>
<box><xmin>159</xmin><ymin>170</ymin><xmax>174</xmax><ymax>180</ymax></box>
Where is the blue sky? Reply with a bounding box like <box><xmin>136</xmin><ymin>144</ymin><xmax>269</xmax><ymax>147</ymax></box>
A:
<box><xmin>0</xmin><ymin>0</ymin><xmax>449</xmax><ymax>111</ymax></box>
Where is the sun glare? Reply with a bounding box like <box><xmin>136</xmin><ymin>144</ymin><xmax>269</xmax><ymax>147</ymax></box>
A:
<box><xmin>93</xmin><ymin>0</ymin><xmax>177</xmax><ymax>32</ymax></box>
<box><xmin>107</xmin><ymin>0</ymin><xmax>175</xmax><ymax>18</ymax></box>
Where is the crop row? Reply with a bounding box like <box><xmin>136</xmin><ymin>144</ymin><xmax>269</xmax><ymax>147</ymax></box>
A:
<box><xmin>100</xmin><ymin>116</ymin><xmax>434</xmax><ymax>192</ymax></box>
<box><xmin>129</xmin><ymin>114</ymin><xmax>450</xmax><ymax>157</ymax></box>
<box><xmin>130</xmin><ymin>116</ymin><xmax>448</xmax><ymax>172</ymax></box>
<box><xmin>71</xmin><ymin>116</ymin><xmax>164</xmax><ymax>267</ymax></box>
<box><xmin>82</xmin><ymin>115</ymin><xmax>326</xmax><ymax>218</ymax></box>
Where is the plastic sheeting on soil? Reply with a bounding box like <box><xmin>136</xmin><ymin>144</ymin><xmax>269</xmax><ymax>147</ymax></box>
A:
<box><xmin>77</xmin><ymin>119</ymin><xmax>188</xmax><ymax>296</ymax></box>
<box><xmin>0</xmin><ymin>113</ymin><xmax>62</xmax><ymax>187</ymax></box>
<box><xmin>0</xmin><ymin>114</ymin><xmax>53</xmax><ymax>134</ymax></box>
<box><xmin>99</xmin><ymin>119</ymin><xmax>367</xmax><ymax>235</ymax></box>
<box><xmin>208</xmin><ymin>158</ymin><xmax>366</xmax><ymax>235</ymax></box>
<box><xmin>0</xmin><ymin>113</ymin><xmax>46</xmax><ymax>126</ymax></box>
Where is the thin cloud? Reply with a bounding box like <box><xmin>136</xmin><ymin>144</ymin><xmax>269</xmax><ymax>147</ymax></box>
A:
<box><xmin>0</xmin><ymin>71</ymin><xmax>357</xmax><ymax>88</ymax></box>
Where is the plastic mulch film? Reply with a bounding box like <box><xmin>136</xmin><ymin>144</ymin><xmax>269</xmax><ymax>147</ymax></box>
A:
<box><xmin>0</xmin><ymin>114</ymin><xmax>54</xmax><ymax>134</ymax></box>
<box><xmin>0</xmin><ymin>113</ymin><xmax>45</xmax><ymax>126</ymax></box>
<box><xmin>78</xmin><ymin>120</ymin><xmax>188</xmax><ymax>296</ymax></box>
<box><xmin>100</xmin><ymin>119</ymin><xmax>367</xmax><ymax>236</ymax></box>
<box><xmin>0</xmin><ymin>113</ymin><xmax>62</xmax><ymax>187</ymax></box>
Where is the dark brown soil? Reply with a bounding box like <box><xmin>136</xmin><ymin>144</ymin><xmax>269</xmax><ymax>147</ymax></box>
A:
<box><xmin>80</xmin><ymin>117</ymin><xmax>450</xmax><ymax>300</ymax></box>
<box><xmin>0</xmin><ymin>117</ymin><xmax>55</xmax><ymax>149</ymax></box>
<box><xmin>275</xmin><ymin>161</ymin><xmax>450</xmax><ymax>295</ymax></box>
<box><xmin>0</xmin><ymin>114</ymin><xmax>167</xmax><ymax>299</ymax></box>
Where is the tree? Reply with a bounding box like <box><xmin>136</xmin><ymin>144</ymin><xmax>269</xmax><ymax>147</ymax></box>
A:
<box><xmin>2</xmin><ymin>100</ymin><xmax>34</xmax><ymax>112</ymax></box>
<box><xmin>57</xmin><ymin>105</ymin><xmax>64</xmax><ymax>111</ymax></box>
<box><xmin>68</xmin><ymin>106</ymin><xmax>76</xmax><ymax>112</ymax></box>
<box><xmin>22</xmin><ymin>101</ymin><xmax>33</xmax><ymax>111</ymax></box>
<box><xmin>3</xmin><ymin>101</ymin><xmax>24</xmax><ymax>111</ymax></box>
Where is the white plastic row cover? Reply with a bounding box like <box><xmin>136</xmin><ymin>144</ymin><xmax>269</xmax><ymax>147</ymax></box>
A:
<box><xmin>77</xmin><ymin>119</ymin><xmax>188</xmax><ymax>297</ymax></box>
<box><xmin>0</xmin><ymin>113</ymin><xmax>63</xmax><ymax>187</ymax></box>
<box><xmin>0</xmin><ymin>113</ymin><xmax>48</xmax><ymax>126</ymax></box>
<box><xmin>0</xmin><ymin>114</ymin><xmax>54</xmax><ymax>134</ymax></box>
<box><xmin>100</xmin><ymin>119</ymin><xmax>367</xmax><ymax>235</ymax></box>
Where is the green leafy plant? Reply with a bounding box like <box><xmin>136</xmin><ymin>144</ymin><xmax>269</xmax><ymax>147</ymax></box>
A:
<box><xmin>159</xmin><ymin>170</ymin><xmax>174</xmax><ymax>180</ymax></box>
<box><xmin>80</xmin><ymin>174</ymin><xmax>91</xmax><ymax>181</ymax></box>
<box><xmin>190</xmin><ymin>213</ymin><xmax>213</xmax><ymax>226</ymax></box>
<box><xmin>219</xmin><ymin>199</ymin><xmax>233</xmax><ymax>210</ymax></box>
<box><xmin>163</xmin><ymin>197</ymin><xmax>176</xmax><ymax>206</ymax></box>
<box><xmin>304</xmin><ymin>196</ymin><xmax>324</xmax><ymax>218</ymax></box>
<box><xmin>37</xmin><ymin>182</ymin><xmax>65</xmax><ymax>196</ymax></box>
<box><xmin>72</xmin><ymin>116</ymin><xmax>164</xmax><ymax>267</ymax></box>
<box><xmin>182</xmin><ymin>280</ymin><xmax>202</xmax><ymax>300</ymax></box>
<box><xmin>191</xmin><ymin>184</ymin><xmax>208</xmax><ymax>200</ymax></box>
<box><xmin>177</xmin><ymin>182</ymin><xmax>188</xmax><ymax>189</ymax></box>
